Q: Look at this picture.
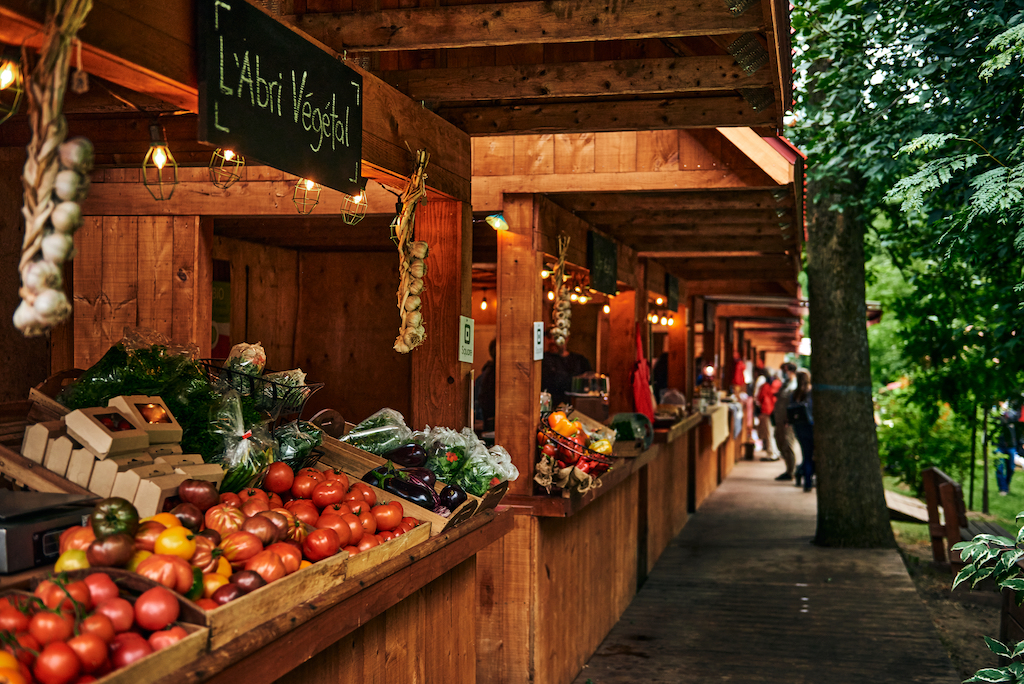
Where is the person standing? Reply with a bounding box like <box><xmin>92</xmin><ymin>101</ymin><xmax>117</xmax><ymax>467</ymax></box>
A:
<box><xmin>772</xmin><ymin>363</ymin><xmax>802</xmax><ymax>481</ymax></box>
<box><xmin>996</xmin><ymin>402</ymin><xmax>1019</xmax><ymax>496</ymax></box>
<box><xmin>755</xmin><ymin>372</ymin><xmax>781</xmax><ymax>460</ymax></box>
<box><xmin>541</xmin><ymin>329</ymin><xmax>592</xmax><ymax>409</ymax></box>
<box><xmin>788</xmin><ymin>369</ymin><xmax>814</xmax><ymax>492</ymax></box>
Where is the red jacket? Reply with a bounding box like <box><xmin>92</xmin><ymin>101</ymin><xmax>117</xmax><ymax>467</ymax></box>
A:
<box><xmin>757</xmin><ymin>379</ymin><xmax>781</xmax><ymax>415</ymax></box>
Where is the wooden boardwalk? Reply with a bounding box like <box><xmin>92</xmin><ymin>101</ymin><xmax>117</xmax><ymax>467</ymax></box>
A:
<box><xmin>572</xmin><ymin>460</ymin><xmax>961</xmax><ymax>684</ymax></box>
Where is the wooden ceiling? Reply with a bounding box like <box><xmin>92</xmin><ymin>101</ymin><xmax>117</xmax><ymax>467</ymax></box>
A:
<box><xmin>286</xmin><ymin>0</ymin><xmax>793</xmax><ymax>137</ymax></box>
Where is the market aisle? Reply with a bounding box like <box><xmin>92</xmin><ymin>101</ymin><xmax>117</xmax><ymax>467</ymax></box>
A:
<box><xmin>571</xmin><ymin>459</ymin><xmax>960</xmax><ymax>684</ymax></box>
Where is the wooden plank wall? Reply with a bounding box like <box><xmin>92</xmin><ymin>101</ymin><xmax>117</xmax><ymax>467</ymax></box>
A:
<box><xmin>276</xmin><ymin>558</ymin><xmax>476</xmax><ymax>684</ymax></box>
<box><xmin>536</xmin><ymin>474</ymin><xmax>640</xmax><ymax>684</ymax></box>
<box><xmin>73</xmin><ymin>211</ymin><xmax>212</xmax><ymax>369</ymax></box>
<box><xmin>211</xmin><ymin>237</ymin><xmax>299</xmax><ymax>369</ymax></box>
<box><xmin>645</xmin><ymin>437</ymin><xmax>690</xmax><ymax>572</ymax></box>
<box><xmin>293</xmin><ymin>251</ymin><xmax>412</xmax><ymax>424</ymax></box>
<box><xmin>694</xmin><ymin>422</ymin><xmax>720</xmax><ymax>509</ymax></box>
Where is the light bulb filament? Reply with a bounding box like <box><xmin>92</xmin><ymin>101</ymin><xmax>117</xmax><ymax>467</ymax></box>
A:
<box><xmin>152</xmin><ymin>146</ymin><xmax>167</xmax><ymax>170</ymax></box>
<box><xmin>0</xmin><ymin>63</ymin><xmax>14</xmax><ymax>90</ymax></box>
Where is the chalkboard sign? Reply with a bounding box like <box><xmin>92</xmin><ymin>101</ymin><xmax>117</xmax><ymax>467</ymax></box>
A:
<box><xmin>587</xmin><ymin>231</ymin><xmax>618</xmax><ymax>295</ymax></box>
<box><xmin>197</xmin><ymin>0</ymin><xmax>363</xmax><ymax>194</ymax></box>
<box><xmin>665</xmin><ymin>274</ymin><xmax>679</xmax><ymax>312</ymax></box>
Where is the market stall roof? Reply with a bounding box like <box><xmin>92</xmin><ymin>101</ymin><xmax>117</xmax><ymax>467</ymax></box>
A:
<box><xmin>288</xmin><ymin>0</ymin><xmax>793</xmax><ymax>136</ymax></box>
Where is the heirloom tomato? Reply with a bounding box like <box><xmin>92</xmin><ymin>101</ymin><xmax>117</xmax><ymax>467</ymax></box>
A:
<box><xmin>302</xmin><ymin>529</ymin><xmax>339</xmax><ymax>562</ymax></box>
<box><xmin>59</xmin><ymin>525</ymin><xmax>95</xmax><ymax>554</ymax></box>
<box><xmin>219</xmin><ymin>531</ymin><xmax>263</xmax><ymax>566</ymax></box>
<box><xmin>135</xmin><ymin>554</ymin><xmax>194</xmax><ymax>594</ymax></box>
<box><xmin>204</xmin><ymin>505</ymin><xmax>245</xmax><ymax>537</ymax></box>
<box><xmin>90</xmin><ymin>497</ymin><xmax>139</xmax><ymax>539</ymax></box>
<box><xmin>265</xmin><ymin>542</ymin><xmax>302</xmax><ymax>574</ymax></box>
<box><xmin>66</xmin><ymin>634</ymin><xmax>106</xmax><ymax>674</ymax></box>
<box><xmin>154</xmin><ymin>526</ymin><xmax>196</xmax><ymax>561</ymax></box>
<box><xmin>263</xmin><ymin>462</ymin><xmax>294</xmax><ymax>494</ymax></box>
<box><xmin>245</xmin><ymin>550</ymin><xmax>286</xmax><ymax>584</ymax></box>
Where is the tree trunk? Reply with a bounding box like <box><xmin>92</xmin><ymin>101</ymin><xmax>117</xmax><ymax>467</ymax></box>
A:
<box><xmin>982</xmin><ymin>406</ymin><xmax>990</xmax><ymax>514</ymax></box>
<box><xmin>806</xmin><ymin>181</ymin><xmax>895</xmax><ymax>548</ymax></box>
<box><xmin>969</xmin><ymin>401</ymin><xmax>978</xmax><ymax>509</ymax></box>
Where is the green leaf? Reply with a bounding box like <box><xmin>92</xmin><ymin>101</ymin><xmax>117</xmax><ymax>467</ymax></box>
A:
<box><xmin>954</xmin><ymin>563</ymin><xmax>978</xmax><ymax>590</ymax></box>
<box><xmin>965</xmin><ymin>668</ymin><xmax>1013</xmax><ymax>683</ymax></box>
<box><xmin>974</xmin><ymin>566</ymin><xmax>997</xmax><ymax>587</ymax></box>
<box><xmin>1000</xmin><ymin>578</ymin><xmax>1024</xmax><ymax>592</ymax></box>
<box><xmin>975</xmin><ymin>535</ymin><xmax>1017</xmax><ymax>548</ymax></box>
<box><xmin>1010</xmin><ymin>641</ymin><xmax>1024</xmax><ymax>659</ymax></box>
<box><xmin>986</xmin><ymin>636</ymin><xmax>1012</xmax><ymax>658</ymax></box>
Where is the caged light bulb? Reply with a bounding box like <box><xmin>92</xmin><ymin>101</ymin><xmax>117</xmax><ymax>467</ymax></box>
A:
<box><xmin>223</xmin><ymin>149</ymin><xmax>235</xmax><ymax>161</ymax></box>
<box><xmin>0</xmin><ymin>63</ymin><xmax>13</xmax><ymax>90</ymax></box>
<box><xmin>603</xmin><ymin>304</ymin><xmax>611</xmax><ymax>314</ymax></box>
<box><xmin>152</xmin><ymin>146</ymin><xmax>167</xmax><ymax>170</ymax></box>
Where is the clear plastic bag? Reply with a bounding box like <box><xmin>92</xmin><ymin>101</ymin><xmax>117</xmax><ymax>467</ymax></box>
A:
<box><xmin>223</xmin><ymin>342</ymin><xmax>267</xmax><ymax>395</ymax></box>
<box><xmin>415</xmin><ymin>426</ymin><xmax>469</xmax><ymax>482</ymax></box>
<box><xmin>209</xmin><ymin>390</ymin><xmax>278</xmax><ymax>492</ymax></box>
<box><xmin>342</xmin><ymin>408</ymin><xmax>413</xmax><ymax>455</ymax></box>
<box><xmin>274</xmin><ymin>420</ymin><xmax>323</xmax><ymax>470</ymax></box>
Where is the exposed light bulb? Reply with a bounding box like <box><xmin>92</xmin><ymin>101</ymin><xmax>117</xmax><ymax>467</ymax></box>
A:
<box><xmin>480</xmin><ymin>299</ymin><xmax>488</xmax><ymax>311</ymax></box>
<box><xmin>541</xmin><ymin>270</ymin><xmax>550</xmax><ymax>278</ymax></box>
<box><xmin>570</xmin><ymin>293</ymin><xmax>578</xmax><ymax>301</ymax></box>
<box><xmin>547</xmin><ymin>291</ymin><xmax>555</xmax><ymax>301</ymax></box>
<box><xmin>579</xmin><ymin>296</ymin><xmax>588</xmax><ymax>304</ymax></box>
<box><xmin>353</xmin><ymin>192</ymin><xmax>365</xmax><ymax>204</ymax></box>
<box><xmin>668</xmin><ymin>317</ymin><xmax>675</xmax><ymax>326</ymax></box>
<box><xmin>660</xmin><ymin>316</ymin><xmax>668</xmax><ymax>325</ymax></box>
<box><xmin>0</xmin><ymin>63</ymin><xmax>14</xmax><ymax>90</ymax></box>
<box><xmin>304</xmin><ymin>178</ymin><xmax>315</xmax><ymax>191</ymax></box>
<box><xmin>603</xmin><ymin>304</ymin><xmax>611</xmax><ymax>314</ymax></box>
<box><xmin>656</xmin><ymin>297</ymin><xmax>664</xmax><ymax>306</ymax></box>
<box><xmin>152</xmin><ymin>146</ymin><xmax>168</xmax><ymax>170</ymax></box>
<box><xmin>223</xmin><ymin>149</ymin><xmax>235</xmax><ymax>161</ymax></box>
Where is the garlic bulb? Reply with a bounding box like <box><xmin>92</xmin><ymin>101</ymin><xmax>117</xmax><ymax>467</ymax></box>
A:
<box><xmin>22</xmin><ymin>260</ymin><xmax>62</xmax><ymax>291</ymax></box>
<box><xmin>33</xmin><ymin>288</ymin><xmax>70</xmax><ymax>321</ymax></box>
<box><xmin>407</xmin><ymin>278</ymin><xmax>424</xmax><ymax>295</ymax></box>
<box><xmin>41</xmin><ymin>233</ymin><xmax>74</xmax><ymax>262</ymax></box>
<box><xmin>409</xmin><ymin>241</ymin><xmax>429</xmax><ymax>259</ymax></box>
<box><xmin>404</xmin><ymin>310</ymin><xmax>423</xmax><ymax>328</ymax></box>
<box><xmin>404</xmin><ymin>295</ymin><xmax>421</xmax><ymax>311</ymax></box>
<box><xmin>13</xmin><ymin>300</ymin><xmax>45</xmax><ymax>331</ymax></box>
<box><xmin>59</xmin><ymin>137</ymin><xmax>94</xmax><ymax>174</ymax></box>
<box><xmin>54</xmin><ymin>170</ymin><xmax>85</xmax><ymax>201</ymax></box>
<box><xmin>51</xmin><ymin>201</ymin><xmax>83</xmax><ymax>234</ymax></box>
<box><xmin>408</xmin><ymin>259</ymin><xmax>426</xmax><ymax>279</ymax></box>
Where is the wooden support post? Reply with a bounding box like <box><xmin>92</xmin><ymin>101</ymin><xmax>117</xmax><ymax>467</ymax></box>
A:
<box><xmin>666</xmin><ymin>300</ymin><xmax>687</xmax><ymax>393</ymax></box>
<box><xmin>495</xmin><ymin>195</ymin><xmax>542</xmax><ymax>496</ymax></box>
<box><xmin>411</xmin><ymin>200</ymin><xmax>469</xmax><ymax>430</ymax></box>
<box><xmin>607</xmin><ymin>290</ymin><xmax>637</xmax><ymax>417</ymax></box>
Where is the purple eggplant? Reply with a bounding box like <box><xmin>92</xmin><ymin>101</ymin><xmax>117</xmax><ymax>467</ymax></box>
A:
<box><xmin>364</xmin><ymin>466</ymin><xmax>451</xmax><ymax>517</ymax></box>
<box><xmin>403</xmin><ymin>467</ymin><xmax>436</xmax><ymax>489</ymax></box>
<box><xmin>440</xmin><ymin>484</ymin><xmax>468</xmax><ymax>510</ymax></box>
<box><xmin>383</xmin><ymin>443</ymin><xmax>428</xmax><ymax>468</ymax></box>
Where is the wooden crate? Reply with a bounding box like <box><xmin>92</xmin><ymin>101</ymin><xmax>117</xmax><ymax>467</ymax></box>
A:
<box><xmin>573</xmin><ymin>409</ymin><xmax>649</xmax><ymax>458</ymax></box>
<box><xmin>345</xmin><ymin>521</ymin><xmax>430</xmax><ymax>576</ymax></box>
<box><xmin>203</xmin><ymin>544</ymin><xmax>350</xmax><ymax>649</ymax></box>
<box><xmin>318</xmin><ymin>437</ymin><xmax>480</xmax><ymax>534</ymax></box>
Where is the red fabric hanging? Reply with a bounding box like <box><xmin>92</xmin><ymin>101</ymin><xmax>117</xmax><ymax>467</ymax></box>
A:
<box><xmin>631</xmin><ymin>322</ymin><xmax>656</xmax><ymax>422</ymax></box>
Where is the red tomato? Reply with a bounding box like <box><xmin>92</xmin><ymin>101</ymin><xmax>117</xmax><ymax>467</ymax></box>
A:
<box><xmin>349</xmin><ymin>499</ymin><xmax>372</xmax><ymax>515</ymax></box>
<box><xmin>350</xmin><ymin>483</ymin><xmax>377</xmax><ymax>506</ymax></box>
<box><xmin>320</xmin><ymin>502</ymin><xmax>353</xmax><ymax>517</ymax></box>
<box><xmin>148</xmin><ymin>626</ymin><xmax>187</xmax><ymax>652</ymax></box>
<box><xmin>356</xmin><ymin>535</ymin><xmax>380</xmax><ymax>553</ymax></box>
<box><xmin>310</xmin><ymin>481</ymin><xmax>346</xmax><ymax>509</ymax></box>
<box><xmin>541</xmin><ymin>443</ymin><xmax>557</xmax><ymax>457</ymax></box>
<box><xmin>296</xmin><ymin>468</ymin><xmax>325</xmax><ymax>483</ymax></box>
<box><xmin>265</xmin><ymin>543</ymin><xmax>302</xmax><ymax>574</ymax></box>
<box><xmin>401</xmin><ymin>517</ymin><xmax>419</xmax><ymax>527</ymax></box>
<box><xmin>342</xmin><ymin>545</ymin><xmax>359</xmax><ymax>555</ymax></box>
<box><xmin>244</xmin><ymin>550</ymin><xmax>286</xmax><ymax>583</ymax></box>
<box><xmin>83</xmin><ymin>573</ymin><xmax>118</xmax><ymax>605</ymax></box>
<box><xmin>28</xmin><ymin>611</ymin><xmax>73</xmax><ymax>646</ymax></box>
<box><xmin>219</xmin><ymin>532</ymin><xmax>264</xmax><ymax>566</ymax></box>
<box><xmin>134</xmin><ymin>587</ymin><xmax>180</xmax><ymax>632</ymax></box>
<box><xmin>267</xmin><ymin>492</ymin><xmax>284</xmax><ymax>508</ymax></box>
<box><xmin>377</xmin><ymin>530</ymin><xmax>396</xmax><ymax>542</ymax></box>
<box><xmin>358</xmin><ymin>511</ymin><xmax>377</xmax><ymax>536</ymax></box>
<box><xmin>109</xmin><ymin>635</ymin><xmax>152</xmax><ymax>670</ymax></box>
<box><xmin>237</xmin><ymin>488</ymin><xmax>269</xmax><ymax>504</ymax></box>
<box><xmin>319</xmin><ymin>469</ymin><xmax>349</xmax><ymax>489</ymax></box>
<box><xmin>240</xmin><ymin>498</ymin><xmax>269</xmax><ymax>518</ymax></box>
<box><xmin>302</xmin><ymin>529</ymin><xmax>340</xmax><ymax>562</ymax></box>
<box><xmin>284</xmin><ymin>500</ymin><xmax>319</xmax><ymax>527</ymax></box>
<box><xmin>59</xmin><ymin>526</ymin><xmax>95</xmax><ymax>554</ymax></box>
<box><xmin>290</xmin><ymin>475</ymin><xmax>319</xmax><ymax>500</ymax></box>
<box><xmin>58</xmin><ymin>581</ymin><xmax>93</xmax><ymax>612</ymax></box>
<box><xmin>0</xmin><ymin>607</ymin><xmax>28</xmax><ymax>633</ymax></box>
<box><xmin>195</xmin><ymin>598</ymin><xmax>218</xmax><ymax>611</ymax></box>
<box><xmin>66</xmin><ymin>634</ymin><xmax>106</xmax><ymax>674</ymax></box>
<box><xmin>6</xmin><ymin>633</ymin><xmax>39</xmax><ymax>666</ymax></box>
<box><xmin>219</xmin><ymin>492</ymin><xmax>242</xmax><ymax>508</ymax></box>
<box><xmin>394</xmin><ymin>521</ymin><xmax>414</xmax><ymax>535</ymax></box>
<box><xmin>340</xmin><ymin>513</ymin><xmax>364</xmax><ymax>545</ymax></box>
<box><xmin>371</xmin><ymin>502</ymin><xmax>403</xmax><ymax>532</ymax></box>
<box><xmin>263</xmin><ymin>463</ymin><xmax>294</xmax><ymax>494</ymax></box>
<box><xmin>78</xmin><ymin>614</ymin><xmax>115</xmax><ymax>644</ymax></box>
<box><xmin>204</xmin><ymin>505</ymin><xmax>245</xmax><ymax>537</ymax></box>
<box><xmin>94</xmin><ymin>598</ymin><xmax>134</xmax><ymax>633</ymax></box>
<box><xmin>33</xmin><ymin>642</ymin><xmax>80</xmax><ymax>684</ymax></box>
<box><xmin>133</xmin><ymin>520</ymin><xmax>167</xmax><ymax>553</ymax></box>
<box><xmin>314</xmin><ymin>514</ymin><xmax>352</xmax><ymax>547</ymax></box>
<box><xmin>341</xmin><ymin>488</ymin><xmax>364</xmax><ymax>504</ymax></box>
<box><xmin>135</xmin><ymin>555</ymin><xmax>195</xmax><ymax>595</ymax></box>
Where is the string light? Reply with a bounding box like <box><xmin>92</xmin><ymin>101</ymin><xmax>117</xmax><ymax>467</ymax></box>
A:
<box><xmin>142</xmin><ymin>122</ymin><xmax>178</xmax><ymax>201</ymax></box>
<box><xmin>603</xmin><ymin>304</ymin><xmax>611</xmax><ymax>314</ymax></box>
<box><xmin>341</xmin><ymin>179</ymin><xmax>369</xmax><ymax>224</ymax></box>
<box><xmin>480</xmin><ymin>298</ymin><xmax>488</xmax><ymax>311</ymax></box>
<box><xmin>668</xmin><ymin>316</ymin><xmax>675</xmax><ymax>327</ymax></box>
<box><xmin>541</xmin><ymin>269</ymin><xmax>550</xmax><ymax>279</ymax></box>
<box><xmin>209</xmin><ymin>148</ymin><xmax>245</xmax><ymax>189</ymax></box>
<box><xmin>0</xmin><ymin>47</ymin><xmax>24</xmax><ymax>125</ymax></box>
<box><xmin>292</xmin><ymin>178</ymin><xmax>322</xmax><ymax>214</ymax></box>
<box><xmin>660</xmin><ymin>316</ymin><xmax>668</xmax><ymax>325</ymax></box>
<box><xmin>569</xmin><ymin>293</ymin><xmax>579</xmax><ymax>302</ymax></box>
<box><xmin>547</xmin><ymin>291</ymin><xmax>555</xmax><ymax>301</ymax></box>
<box><xmin>656</xmin><ymin>297</ymin><xmax>664</xmax><ymax>306</ymax></box>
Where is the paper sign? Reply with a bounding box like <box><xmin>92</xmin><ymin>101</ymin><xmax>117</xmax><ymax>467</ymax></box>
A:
<box><xmin>459</xmin><ymin>316</ymin><xmax>474</xmax><ymax>363</ymax></box>
<box><xmin>533</xmin><ymin>322</ymin><xmax>545</xmax><ymax>361</ymax></box>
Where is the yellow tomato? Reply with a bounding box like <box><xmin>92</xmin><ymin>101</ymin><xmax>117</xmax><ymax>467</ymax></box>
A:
<box><xmin>203</xmin><ymin>572</ymin><xmax>230</xmax><ymax>598</ymax></box>
<box><xmin>127</xmin><ymin>549</ymin><xmax>152</xmax><ymax>571</ymax></box>
<box><xmin>142</xmin><ymin>512</ymin><xmax>182</xmax><ymax>528</ymax></box>
<box><xmin>589</xmin><ymin>439</ymin><xmax>612</xmax><ymax>455</ymax></box>
<box><xmin>554</xmin><ymin>419</ymin><xmax>578</xmax><ymax>438</ymax></box>
<box><xmin>215</xmin><ymin>556</ymin><xmax>232</xmax><ymax>577</ymax></box>
<box><xmin>0</xmin><ymin>652</ymin><xmax>20</xmax><ymax>670</ymax></box>
<box><xmin>298</xmin><ymin>560</ymin><xmax>312</xmax><ymax>571</ymax></box>
<box><xmin>54</xmin><ymin>549</ymin><xmax>89</xmax><ymax>572</ymax></box>
<box><xmin>547</xmin><ymin>411</ymin><xmax>568</xmax><ymax>430</ymax></box>
<box><xmin>155</xmin><ymin>526</ymin><xmax>197</xmax><ymax>560</ymax></box>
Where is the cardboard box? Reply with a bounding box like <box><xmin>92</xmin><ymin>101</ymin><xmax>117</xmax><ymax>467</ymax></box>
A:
<box><xmin>88</xmin><ymin>453</ymin><xmax>154</xmax><ymax>498</ymax></box>
<box><xmin>174</xmin><ymin>463</ymin><xmax>225</xmax><ymax>488</ymax></box>
<box><xmin>66</xmin><ymin>448</ymin><xmax>96</xmax><ymax>489</ymax></box>
<box><xmin>146</xmin><ymin>444</ymin><xmax>183</xmax><ymax>458</ymax></box>
<box><xmin>153</xmin><ymin>453</ymin><xmax>204</xmax><ymax>468</ymax></box>
<box><xmin>21</xmin><ymin>420</ymin><xmax>65</xmax><ymax>463</ymax></box>
<box><xmin>134</xmin><ymin>474</ymin><xmax>189</xmax><ymax>517</ymax></box>
<box><xmin>66</xmin><ymin>408</ymin><xmax>149</xmax><ymax>458</ymax></box>
<box><xmin>43</xmin><ymin>435</ymin><xmax>77</xmax><ymax>477</ymax></box>
<box><xmin>110</xmin><ymin>463</ymin><xmax>173</xmax><ymax>502</ymax></box>
<box><xmin>107</xmin><ymin>396</ymin><xmax>183</xmax><ymax>444</ymax></box>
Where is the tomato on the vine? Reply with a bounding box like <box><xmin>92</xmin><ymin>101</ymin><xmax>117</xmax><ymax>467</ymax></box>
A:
<box><xmin>0</xmin><ymin>607</ymin><xmax>28</xmax><ymax>633</ymax></box>
<box><xmin>83</xmin><ymin>573</ymin><xmax>118</xmax><ymax>605</ymax></box>
<box><xmin>79</xmin><ymin>614</ymin><xmax>115</xmax><ymax>644</ymax></box>
<box><xmin>29</xmin><ymin>611</ymin><xmax>74</xmax><ymax>646</ymax></box>
<box><xmin>94</xmin><ymin>598</ymin><xmax>134</xmax><ymax>633</ymax></box>
<box><xmin>33</xmin><ymin>641</ymin><xmax>80</xmax><ymax>684</ymax></box>
<box><xmin>66</xmin><ymin>634</ymin><xmax>106</xmax><ymax>674</ymax></box>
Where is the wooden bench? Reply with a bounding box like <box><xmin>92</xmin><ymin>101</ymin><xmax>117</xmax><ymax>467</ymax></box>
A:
<box><xmin>921</xmin><ymin>467</ymin><xmax>1012</xmax><ymax>571</ymax></box>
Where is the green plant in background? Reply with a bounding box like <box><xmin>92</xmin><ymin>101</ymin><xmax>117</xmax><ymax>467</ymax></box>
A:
<box><xmin>876</xmin><ymin>389</ymin><xmax>973</xmax><ymax>493</ymax></box>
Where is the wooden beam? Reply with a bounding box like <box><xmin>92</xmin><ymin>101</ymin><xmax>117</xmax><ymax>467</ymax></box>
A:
<box><xmin>634</xmin><ymin>236</ymin><xmax>791</xmax><ymax>253</ymax></box>
<box><xmin>684</xmin><ymin>279</ymin><xmax>794</xmax><ymax>297</ymax></box>
<box><xmin>578</xmin><ymin>208</ymin><xmax>788</xmax><ymax>226</ymax></box>
<box><xmin>214</xmin><ymin>216</ymin><xmax>398</xmax><ymax>251</ymax></box>
<box><xmin>610</xmin><ymin>224</ymin><xmax>792</xmax><ymax>236</ymax></box>
<box><xmin>289</xmin><ymin>0</ymin><xmax>766</xmax><ymax>52</ymax></box>
<box><xmin>439</xmin><ymin>96</ymin><xmax>779</xmax><ymax>136</ymax></box>
<box><xmin>548</xmin><ymin>190</ymin><xmax>792</xmax><ymax>214</ymax></box>
<box><xmin>473</xmin><ymin>172</ymin><xmax>778</xmax><ymax>212</ymax></box>
<box><xmin>716</xmin><ymin>127</ymin><xmax>792</xmax><ymax>184</ymax></box>
<box><xmin>382</xmin><ymin>56</ymin><xmax>772</xmax><ymax>103</ymax></box>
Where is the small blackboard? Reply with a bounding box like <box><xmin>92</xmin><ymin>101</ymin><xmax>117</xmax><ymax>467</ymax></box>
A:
<box><xmin>587</xmin><ymin>231</ymin><xmax>618</xmax><ymax>295</ymax></box>
<box><xmin>665</xmin><ymin>274</ymin><xmax>679</xmax><ymax>312</ymax></box>
<box><xmin>197</xmin><ymin>0</ymin><xmax>363</xmax><ymax>194</ymax></box>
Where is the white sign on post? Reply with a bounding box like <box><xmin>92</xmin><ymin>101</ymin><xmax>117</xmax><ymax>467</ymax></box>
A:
<box><xmin>533</xmin><ymin>322</ymin><xmax>545</xmax><ymax>361</ymax></box>
<box><xmin>459</xmin><ymin>316</ymin><xmax>474</xmax><ymax>363</ymax></box>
